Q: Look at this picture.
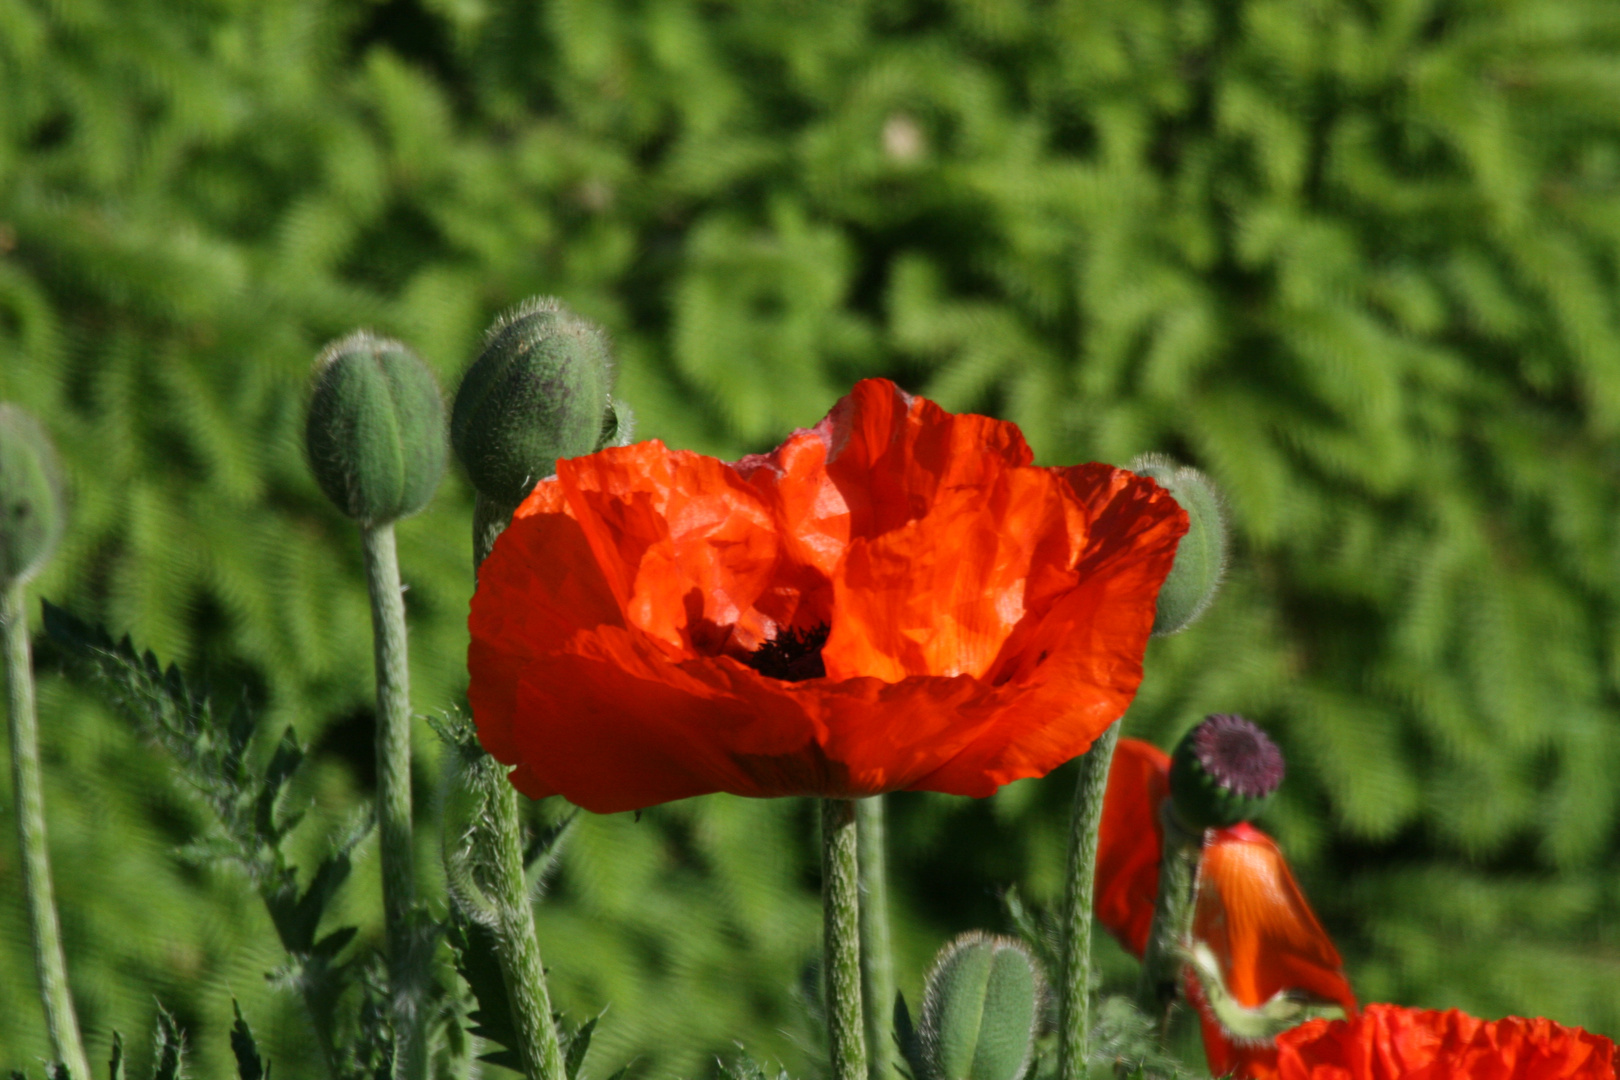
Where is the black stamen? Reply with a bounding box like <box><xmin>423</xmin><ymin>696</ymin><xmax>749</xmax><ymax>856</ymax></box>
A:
<box><xmin>747</xmin><ymin>623</ymin><xmax>830</xmax><ymax>682</ymax></box>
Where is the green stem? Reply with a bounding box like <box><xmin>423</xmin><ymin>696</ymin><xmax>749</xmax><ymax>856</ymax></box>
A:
<box><xmin>856</xmin><ymin>797</ymin><xmax>894</xmax><ymax>1080</ymax></box>
<box><xmin>4</xmin><ymin>582</ymin><xmax>90</xmax><ymax>1080</ymax></box>
<box><xmin>1055</xmin><ymin>719</ymin><xmax>1122</xmax><ymax>1080</ymax></box>
<box><xmin>1135</xmin><ymin>803</ymin><xmax>1202</xmax><ymax>1033</ymax></box>
<box><xmin>823</xmin><ymin>798</ymin><xmax>868</xmax><ymax>1080</ymax></box>
<box><xmin>360</xmin><ymin>522</ymin><xmax>426</xmax><ymax>1080</ymax></box>
<box><xmin>469</xmin><ymin>752</ymin><xmax>565</xmax><ymax>1080</ymax></box>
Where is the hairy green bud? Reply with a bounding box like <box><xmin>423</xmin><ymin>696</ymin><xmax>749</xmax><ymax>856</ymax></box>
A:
<box><xmin>304</xmin><ymin>332</ymin><xmax>447</xmax><ymax>526</ymax></box>
<box><xmin>451</xmin><ymin>298</ymin><xmax>616</xmax><ymax>506</ymax></box>
<box><xmin>0</xmin><ymin>404</ymin><xmax>66</xmax><ymax>585</ymax></box>
<box><xmin>1129</xmin><ymin>453</ymin><xmax>1228</xmax><ymax>636</ymax></box>
<box><xmin>1169</xmin><ymin>713</ymin><xmax>1285</xmax><ymax>830</ymax></box>
<box><xmin>918</xmin><ymin>932</ymin><xmax>1044</xmax><ymax>1080</ymax></box>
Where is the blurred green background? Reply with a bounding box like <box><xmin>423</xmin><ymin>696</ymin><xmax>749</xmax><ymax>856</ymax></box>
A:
<box><xmin>3</xmin><ymin>0</ymin><xmax>1620</xmax><ymax>1074</ymax></box>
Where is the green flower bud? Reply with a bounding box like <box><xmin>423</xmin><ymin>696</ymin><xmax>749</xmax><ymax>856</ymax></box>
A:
<box><xmin>0</xmin><ymin>405</ymin><xmax>66</xmax><ymax>586</ymax></box>
<box><xmin>451</xmin><ymin>298</ymin><xmax>616</xmax><ymax>506</ymax></box>
<box><xmin>1169</xmin><ymin>713</ymin><xmax>1285</xmax><ymax>831</ymax></box>
<box><xmin>918</xmin><ymin>932</ymin><xmax>1044</xmax><ymax>1080</ymax></box>
<box><xmin>1129</xmin><ymin>453</ymin><xmax>1228</xmax><ymax>636</ymax></box>
<box><xmin>304</xmin><ymin>331</ymin><xmax>448</xmax><ymax>526</ymax></box>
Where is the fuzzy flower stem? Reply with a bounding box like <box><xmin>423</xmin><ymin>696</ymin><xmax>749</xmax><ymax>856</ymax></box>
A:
<box><xmin>1056</xmin><ymin>719</ymin><xmax>1122</xmax><ymax>1080</ymax></box>
<box><xmin>478</xmin><ymin>760</ymin><xmax>565</xmax><ymax>1080</ymax></box>
<box><xmin>359</xmin><ymin>522</ymin><xmax>429</xmax><ymax>1080</ymax></box>
<box><xmin>3</xmin><ymin>583</ymin><xmax>90</xmax><ymax>1080</ymax></box>
<box><xmin>823</xmin><ymin>798</ymin><xmax>869</xmax><ymax>1080</ymax></box>
<box><xmin>856</xmin><ymin>796</ymin><xmax>895</xmax><ymax>1080</ymax></box>
<box><xmin>1136</xmin><ymin>802</ymin><xmax>1202</xmax><ymax>1033</ymax></box>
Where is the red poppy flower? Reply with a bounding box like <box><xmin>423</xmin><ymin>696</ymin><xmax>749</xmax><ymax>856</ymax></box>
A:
<box><xmin>468</xmin><ymin>379</ymin><xmax>1188</xmax><ymax>813</ymax></box>
<box><xmin>1096</xmin><ymin>738</ymin><xmax>1356</xmax><ymax>1080</ymax></box>
<box><xmin>1275</xmin><ymin>1003</ymin><xmax>1616</xmax><ymax>1080</ymax></box>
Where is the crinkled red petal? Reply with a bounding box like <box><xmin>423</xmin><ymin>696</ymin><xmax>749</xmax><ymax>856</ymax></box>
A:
<box><xmin>1275</xmin><ymin>1004</ymin><xmax>1616</xmax><ymax>1080</ymax></box>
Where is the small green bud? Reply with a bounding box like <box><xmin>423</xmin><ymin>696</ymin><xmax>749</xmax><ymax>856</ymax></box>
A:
<box><xmin>305</xmin><ymin>331</ymin><xmax>447</xmax><ymax>526</ymax></box>
<box><xmin>1168</xmin><ymin>713</ymin><xmax>1285</xmax><ymax>831</ymax></box>
<box><xmin>1129</xmin><ymin>453</ymin><xmax>1228</xmax><ymax>635</ymax></box>
<box><xmin>451</xmin><ymin>298</ymin><xmax>616</xmax><ymax>506</ymax></box>
<box><xmin>918</xmin><ymin>932</ymin><xmax>1044</xmax><ymax>1080</ymax></box>
<box><xmin>0</xmin><ymin>404</ymin><xmax>66</xmax><ymax>586</ymax></box>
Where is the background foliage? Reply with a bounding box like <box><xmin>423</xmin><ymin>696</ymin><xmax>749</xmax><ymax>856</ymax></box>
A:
<box><xmin>3</xmin><ymin>0</ymin><xmax>1619</xmax><ymax>1074</ymax></box>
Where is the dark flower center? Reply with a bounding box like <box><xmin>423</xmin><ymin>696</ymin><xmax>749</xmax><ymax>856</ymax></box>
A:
<box><xmin>1192</xmin><ymin>713</ymin><xmax>1285</xmax><ymax>799</ymax></box>
<box><xmin>747</xmin><ymin>623</ymin><xmax>830</xmax><ymax>682</ymax></box>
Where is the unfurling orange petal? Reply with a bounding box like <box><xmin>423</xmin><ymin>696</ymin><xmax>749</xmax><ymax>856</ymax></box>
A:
<box><xmin>1195</xmin><ymin>824</ymin><xmax>1356</xmax><ymax>1015</ymax></box>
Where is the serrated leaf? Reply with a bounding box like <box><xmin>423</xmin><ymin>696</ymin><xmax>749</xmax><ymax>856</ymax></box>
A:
<box><xmin>152</xmin><ymin>1005</ymin><xmax>185</xmax><ymax>1080</ymax></box>
<box><xmin>267</xmin><ymin>834</ymin><xmax>360</xmax><ymax>955</ymax></box>
<box><xmin>313</xmin><ymin>925</ymin><xmax>360</xmax><ymax>960</ymax></box>
<box><xmin>223</xmin><ymin>698</ymin><xmax>255</xmax><ymax>784</ymax></box>
<box><xmin>560</xmin><ymin>1014</ymin><xmax>597</xmax><ymax>1080</ymax></box>
<box><xmin>449</xmin><ymin>913</ymin><xmax>527</xmax><ymax>1073</ymax></box>
<box><xmin>230</xmin><ymin>1001</ymin><xmax>268</xmax><ymax>1080</ymax></box>
<box><xmin>254</xmin><ymin>730</ymin><xmax>305</xmax><ymax>842</ymax></box>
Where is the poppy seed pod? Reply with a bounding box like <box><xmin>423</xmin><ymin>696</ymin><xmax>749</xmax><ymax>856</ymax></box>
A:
<box><xmin>917</xmin><ymin>933</ymin><xmax>1044</xmax><ymax>1080</ymax></box>
<box><xmin>305</xmin><ymin>332</ymin><xmax>447</xmax><ymax>526</ymax></box>
<box><xmin>1129</xmin><ymin>454</ymin><xmax>1227</xmax><ymax>636</ymax></box>
<box><xmin>451</xmin><ymin>298</ymin><xmax>615</xmax><ymax>506</ymax></box>
<box><xmin>0</xmin><ymin>404</ymin><xmax>66</xmax><ymax>586</ymax></box>
<box><xmin>1169</xmin><ymin>714</ymin><xmax>1285</xmax><ymax>831</ymax></box>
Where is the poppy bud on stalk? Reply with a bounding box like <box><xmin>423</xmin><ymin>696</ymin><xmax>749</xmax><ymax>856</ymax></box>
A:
<box><xmin>451</xmin><ymin>297</ymin><xmax>619</xmax><ymax>508</ymax></box>
<box><xmin>915</xmin><ymin>933</ymin><xmax>1044</xmax><ymax>1080</ymax></box>
<box><xmin>1128</xmin><ymin>454</ymin><xmax>1227</xmax><ymax>636</ymax></box>
<box><xmin>1169</xmin><ymin>713</ymin><xmax>1285</xmax><ymax>831</ymax></box>
<box><xmin>0</xmin><ymin>405</ymin><xmax>66</xmax><ymax>586</ymax></box>
<box><xmin>305</xmin><ymin>332</ymin><xmax>447</xmax><ymax>525</ymax></box>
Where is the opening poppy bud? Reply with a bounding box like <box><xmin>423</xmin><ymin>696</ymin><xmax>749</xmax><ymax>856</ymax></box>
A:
<box><xmin>0</xmin><ymin>404</ymin><xmax>66</xmax><ymax>586</ymax></box>
<box><xmin>917</xmin><ymin>933</ymin><xmax>1044</xmax><ymax>1080</ymax></box>
<box><xmin>451</xmin><ymin>297</ymin><xmax>616</xmax><ymax>506</ymax></box>
<box><xmin>1169</xmin><ymin>713</ymin><xmax>1285</xmax><ymax>830</ymax></box>
<box><xmin>1129</xmin><ymin>454</ymin><xmax>1227</xmax><ymax>636</ymax></box>
<box><xmin>304</xmin><ymin>331</ymin><xmax>447</xmax><ymax>526</ymax></box>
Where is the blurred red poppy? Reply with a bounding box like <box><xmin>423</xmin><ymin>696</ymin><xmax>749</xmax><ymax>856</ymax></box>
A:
<box><xmin>468</xmin><ymin>378</ymin><xmax>1188</xmax><ymax>813</ymax></box>
<box><xmin>1096</xmin><ymin>738</ymin><xmax>1357</xmax><ymax>1080</ymax></box>
<box><xmin>1275</xmin><ymin>1003</ymin><xmax>1616</xmax><ymax>1080</ymax></box>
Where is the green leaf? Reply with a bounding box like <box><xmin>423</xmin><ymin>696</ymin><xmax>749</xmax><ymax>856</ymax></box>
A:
<box><xmin>230</xmin><ymin>1001</ymin><xmax>268</xmax><ymax>1080</ymax></box>
<box><xmin>559</xmin><ymin>1013</ymin><xmax>598</xmax><ymax>1080</ymax></box>
<box><xmin>151</xmin><ymin>1005</ymin><xmax>184</xmax><ymax>1080</ymax></box>
<box><xmin>448</xmin><ymin>913</ymin><xmax>524</xmax><ymax>1073</ymax></box>
<box><xmin>109</xmin><ymin>1032</ymin><xmax>125</xmax><ymax>1080</ymax></box>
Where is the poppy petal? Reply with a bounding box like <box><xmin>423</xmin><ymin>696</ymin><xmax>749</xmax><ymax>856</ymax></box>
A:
<box><xmin>1095</xmin><ymin>737</ymin><xmax>1171</xmax><ymax>958</ymax></box>
<box><xmin>1195</xmin><ymin>824</ymin><xmax>1357</xmax><ymax>1015</ymax></box>
<box><xmin>467</xmin><ymin>378</ymin><xmax>1188</xmax><ymax>812</ymax></box>
<box><xmin>1275</xmin><ymin>1004</ymin><xmax>1617</xmax><ymax>1080</ymax></box>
